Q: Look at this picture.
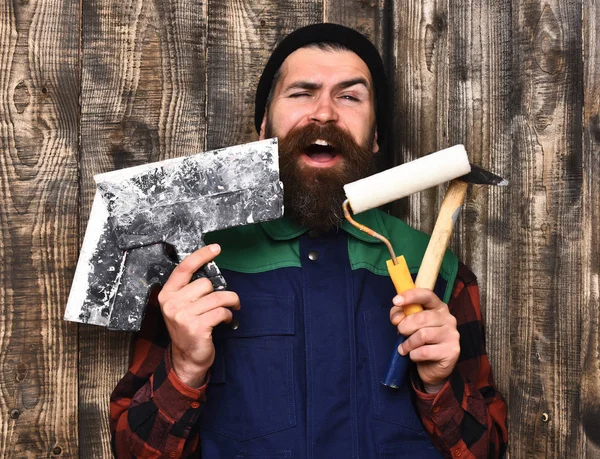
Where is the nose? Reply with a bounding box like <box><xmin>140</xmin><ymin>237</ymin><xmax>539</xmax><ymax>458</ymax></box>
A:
<box><xmin>309</xmin><ymin>96</ymin><xmax>338</xmax><ymax>125</ymax></box>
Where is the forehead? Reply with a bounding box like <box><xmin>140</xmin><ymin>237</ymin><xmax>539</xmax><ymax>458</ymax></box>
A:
<box><xmin>276</xmin><ymin>47</ymin><xmax>373</xmax><ymax>89</ymax></box>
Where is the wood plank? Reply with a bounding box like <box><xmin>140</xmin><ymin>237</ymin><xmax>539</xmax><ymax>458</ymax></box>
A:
<box><xmin>389</xmin><ymin>0</ymin><xmax>450</xmax><ymax>233</ymax></box>
<box><xmin>79</xmin><ymin>0</ymin><xmax>208</xmax><ymax>455</ymax></box>
<box><xmin>444</xmin><ymin>0</ymin><xmax>513</xmax><ymax>396</ymax></box>
<box><xmin>205</xmin><ymin>0</ymin><xmax>322</xmax><ymax>149</ymax></box>
<box><xmin>580</xmin><ymin>0</ymin><xmax>600</xmax><ymax>455</ymax></box>
<box><xmin>509</xmin><ymin>0</ymin><xmax>584</xmax><ymax>456</ymax></box>
<box><xmin>0</xmin><ymin>0</ymin><xmax>80</xmax><ymax>456</ymax></box>
<box><xmin>390</xmin><ymin>0</ymin><xmax>513</xmax><ymax>396</ymax></box>
<box><xmin>324</xmin><ymin>0</ymin><xmax>388</xmax><ymax>54</ymax></box>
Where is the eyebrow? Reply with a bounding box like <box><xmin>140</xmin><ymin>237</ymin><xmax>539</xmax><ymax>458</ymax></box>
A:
<box><xmin>337</xmin><ymin>77</ymin><xmax>370</xmax><ymax>90</ymax></box>
<box><xmin>284</xmin><ymin>77</ymin><xmax>371</xmax><ymax>92</ymax></box>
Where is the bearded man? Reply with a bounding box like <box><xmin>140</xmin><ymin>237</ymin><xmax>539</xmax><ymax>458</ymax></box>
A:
<box><xmin>110</xmin><ymin>23</ymin><xmax>507</xmax><ymax>459</ymax></box>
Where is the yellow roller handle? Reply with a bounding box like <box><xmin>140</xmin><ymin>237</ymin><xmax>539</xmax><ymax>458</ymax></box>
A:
<box><xmin>386</xmin><ymin>256</ymin><xmax>423</xmax><ymax>316</ymax></box>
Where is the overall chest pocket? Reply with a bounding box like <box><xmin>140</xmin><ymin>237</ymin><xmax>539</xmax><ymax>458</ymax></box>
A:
<box><xmin>199</xmin><ymin>294</ymin><xmax>296</xmax><ymax>441</ymax></box>
<box><xmin>363</xmin><ymin>307</ymin><xmax>426</xmax><ymax>431</ymax></box>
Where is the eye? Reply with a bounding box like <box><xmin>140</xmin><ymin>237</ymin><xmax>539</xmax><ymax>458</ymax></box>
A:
<box><xmin>340</xmin><ymin>94</ymin><xmax>360</xmax><ymax>102</ymax></box>
<box><xmin>289</xmin><ymin>92</ymin><xmax>310</xmax><ymax>98</ymax></box>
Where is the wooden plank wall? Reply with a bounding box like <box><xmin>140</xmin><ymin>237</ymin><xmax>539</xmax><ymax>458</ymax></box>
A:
<box><xmin>0</xmin><ymin>0</ymin><xmax>598</xmax><ymax>457</ymax></box>
<box><xmin>0</xmin><ymin>0</ymin><xmax>80</xmax><ymax>456</ymax></box>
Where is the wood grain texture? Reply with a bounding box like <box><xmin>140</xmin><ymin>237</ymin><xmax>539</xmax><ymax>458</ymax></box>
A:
<box><xmin>0</xmin><ymin>0</ymin><xmax>80</xmax><ymax>456</ymax></box>
<box><xmin>79</xmin><ymin>0</ymin><xmax>208</xmax><ymax>455</ymax></box>
<box><xmin>581</xmin><ymin>0</ymin><xmax>600</xmax><ymax>455</ymax></box>
<box><xmin>391</xmin><ymin>0</ymin><xmax>513</xmax><ymax>396</ymax></box>
<box><xmin>389</xmin><ymin>0</ymin><xmax>453</xmax><ymax>242</ymax></box>
<box><xmin>324</xmin><ymin>0</ymin><xmax>388</xmax><ymax>54</ymax></box>
<box><xmin>205</xmin><ymin>0</ymin><xmax>322</xmax><ymax>149</ymax></box>
<box><xmin>509</xmin><ymin>0</ymin><xmax>584</xmax><ymax>457</ymax></box>
<box><xmin>444</xmin><ymin>0</ymin><xmax>513</xmax><ymax>399</ymax></box>
<box><xmin>0</xmin><ymin>0</ymin><xmax>595</xmax><ymax>456</ymax></box>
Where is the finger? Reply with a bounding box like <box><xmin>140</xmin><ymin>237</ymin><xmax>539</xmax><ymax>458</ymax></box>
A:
<box><xmin>162</xmin><ymin>244</ymin><xmax>221</xmax><ymax>293</ymax></box>
<box><xmin>399</xmin><ymin>325</ymin><xmax>459</xmax><ymax>355</ymax></box>
<box><xmin>174</xmin><ymin>277</ymin><xmax>215</xmax><ymax>303</ymax></box>
<box><xmin>167</xmin><ymin>291</ymin><xmax>241</xmax><ymax>322</ymax></box>
<box><xmin>190</xmin><ymin>291</ymin><xmax>241</xmax><ymax>316</ymax></box>
<box><xmin>159</xmin><ymin>274</ymin><xmax>215</xmax><ymax>310</ymax></box>
<box><xmin>389</xmin><ymin>306</ymin><xmax>406</xmax><ymax>326</ymax></box>
<box><xmin>396</xmin><ymin>309</ymin><xmax>455</xmax><ymax>336</ymax></box>
<box><xmin>405</xmin><ymin>343</ymin><xmax>460</xmax><ymax>364</ymax></box>
<box><xmin>197</xmin><ymin>306</ymin><xmax>235</xmax><ymax>331</ymax></box>
<box><xmin>393</xmin><ymin>288</ymin><xmax>446</xmax><ymax>311</ymax></box>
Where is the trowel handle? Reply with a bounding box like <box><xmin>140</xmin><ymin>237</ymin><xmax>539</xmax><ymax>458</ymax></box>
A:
<box><xmin>382</xmin><ymin>256</ymin><xmax>422</xmax><ymax>388</ymax></box>
<box><xmin>381</xmin><ymin>180</ymin><xmax>469</xmax><ymax>388</ymax></box>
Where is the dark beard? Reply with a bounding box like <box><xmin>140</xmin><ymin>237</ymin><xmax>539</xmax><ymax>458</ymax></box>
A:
<box><xmin>266</xmin><ymin>122</ymin><xmax>377</xmax><ymax>233</ymax></box>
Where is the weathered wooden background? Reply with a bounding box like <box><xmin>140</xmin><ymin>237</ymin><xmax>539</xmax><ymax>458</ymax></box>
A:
<box><xmin>0</xmin><ymin>0</ymin><xmax>598</xmax><ymax>456</ymax></box>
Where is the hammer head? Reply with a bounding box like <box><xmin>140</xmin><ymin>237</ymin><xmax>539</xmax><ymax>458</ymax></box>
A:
<box><xmin>344</xmin><ymin>145</ymin><xmax>507</xmax><ymax>214</ymax></box>
<box><xmin>460</xmin><ymin>163</ymin><xmax>509</xmax><ymax>187</ymax></box>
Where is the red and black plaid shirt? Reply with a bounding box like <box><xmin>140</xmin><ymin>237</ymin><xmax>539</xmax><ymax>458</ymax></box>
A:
<box><xmin>110</xmin><ymin>262</ymin><xmax>507</xmax><ymax>458</ymax></box>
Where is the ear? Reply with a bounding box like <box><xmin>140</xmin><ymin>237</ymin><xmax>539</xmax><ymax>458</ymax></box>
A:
<box><xmin>259</xmin><ymin>113</ymin><xmax>267</xmax><ymax>140</ymax></box>
<box><xmin>371</xmin><ymin>129</ymin><xmax>379</xmax><ymax>154</ymax></box>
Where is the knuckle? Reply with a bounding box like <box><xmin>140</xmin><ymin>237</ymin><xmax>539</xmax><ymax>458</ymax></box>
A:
<box><xmin>157</xmin><ymin>290</ymin><xmax>169</xmax><ymax>306</ymax></box>
<box><xmin>452</xmin><ymin>328</ymin><xmax>460</xmax><ymax>341</ymax></box>
<box><xmin>219</xmin><ymin>307</ymin><xmax>233</xmax><ymax>322</ymax></box>
<box><xmin>417</xmin><ymin>328</ymin><xmax>429</xmax><ymax>344</ymax></box>
<box><xmin>415</xmin><ymin>312</ymin><xmax>427</xmax><ymax>327</ymax></box>
<box><xmin>161</xmin><ymin>300</ymin><xmax>176</xmax><ymax>317</ymax></box>
<box><xmin>448</xmin><ymin>314</ymin><xmax>458</xmax><ymax>328</ymax></box>
<box><xmin>418</xmin><ymin>346</ymin><xmax>430</xmax><ymax>360</ymax></box>
<box><xmin>171</xmin><ymin>309</ymin><xmax>185</xmax><ymax>325</ymax></box>
<box><xmin>199</xmin><ymin>277</ymin><xmax>214</xmax><ymax>292</ymax></box>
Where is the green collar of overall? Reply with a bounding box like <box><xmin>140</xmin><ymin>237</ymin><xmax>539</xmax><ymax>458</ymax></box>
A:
<box><xmin>204</xmin><ymin>209</ymin><xmax>458</xmax><ymax>304</ymax></box>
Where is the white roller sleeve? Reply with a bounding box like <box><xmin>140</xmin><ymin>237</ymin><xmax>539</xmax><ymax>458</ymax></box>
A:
<box><xmin>344</xmin><ymin>144</ymin><xmax>471</xmax><ymax>214</ymax></box>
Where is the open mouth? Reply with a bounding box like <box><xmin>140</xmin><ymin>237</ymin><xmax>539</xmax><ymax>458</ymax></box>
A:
<box><xmin>303</xmin><ymin>139</ymin><xmax>339</xmax><ymax>165</ymax></box>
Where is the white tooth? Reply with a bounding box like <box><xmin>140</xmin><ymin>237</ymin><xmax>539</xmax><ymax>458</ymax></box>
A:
<box><xmin>314</xmin><ymin>139</ymin><xmax>329</xmax><ymax>146</ymax></box>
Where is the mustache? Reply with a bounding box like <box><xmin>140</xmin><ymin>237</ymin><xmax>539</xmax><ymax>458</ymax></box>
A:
<box><xmin>275</xmin><ymin>122</ymin><xmax>369</xmax><ymax>157</ymax></box>
<box><xmin>266</xmin><ymin>121</ymin><xmax>378</xmax><ymax>233</ymax></box>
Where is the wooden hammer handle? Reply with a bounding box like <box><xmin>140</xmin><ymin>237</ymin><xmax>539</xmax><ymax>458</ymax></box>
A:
<box><xmin>381</xmin><ymin>180</ymin><xmax>469</xmax><ymax>389</ymax></box>
<box><xmin>415</xmin><ymin>179</ymin><xmax>469</xmax><ymax>290</ymax></box>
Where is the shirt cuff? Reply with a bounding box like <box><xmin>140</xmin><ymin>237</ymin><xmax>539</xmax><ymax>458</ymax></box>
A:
<box><xmin>412</xmin><ymin>370</ymin><xmax>466</xmax><ymax>450</ymax></box>
<box><xmin>413</xmin><ymin>378</ymin><xmax>458</xmax><ymax>422</ymax></box>
<box><xmin>149</xmin><ymin>345</ymin><xmax>208</xmax><ymax>424</ymax></box>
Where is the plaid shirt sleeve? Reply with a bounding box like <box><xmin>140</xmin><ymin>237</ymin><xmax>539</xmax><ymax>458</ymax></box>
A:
<box><xmin>110</xmin><ymin>293</ymin><xmax>206</xmax><ymax>458</ymax></box>
<box><xmin>411</xmin><ymin>262</ymin><xmax>508</xmax><ymax>459</ymax></box>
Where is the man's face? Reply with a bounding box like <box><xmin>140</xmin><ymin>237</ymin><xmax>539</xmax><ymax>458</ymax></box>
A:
<box><xmin>259</xmin><ymin>47</ymin><xmax>380</xmax><ymax>232</ymax></box>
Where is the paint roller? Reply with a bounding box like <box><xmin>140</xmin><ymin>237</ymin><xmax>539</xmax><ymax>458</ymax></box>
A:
<box><xmin>343</xmin><ymin>144</ymin><xmax>507</xmax><ymax>388</ymax></box>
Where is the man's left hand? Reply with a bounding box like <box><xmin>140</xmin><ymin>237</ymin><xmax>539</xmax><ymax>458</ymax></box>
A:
<box><xmin>389</xmin><ymin>289</ymin><xmax>460</xmax><ymax>392</ymax></box>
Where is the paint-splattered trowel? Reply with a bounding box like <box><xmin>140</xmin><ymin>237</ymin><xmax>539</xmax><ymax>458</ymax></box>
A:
<box><xmin>64</xmin><ymin>138</ymin><xmax>283</xmax><ymax>331</ymax></box>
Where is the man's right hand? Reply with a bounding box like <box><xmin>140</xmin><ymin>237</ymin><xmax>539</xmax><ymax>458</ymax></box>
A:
<box><xmin>158</xmin><ymin>244</ymin><xmax>240</xmax><ymax>388</ymax></box>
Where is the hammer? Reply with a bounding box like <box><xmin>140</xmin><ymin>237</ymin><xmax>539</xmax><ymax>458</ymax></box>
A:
<box><xmin>342</xmin><ymin>145</ymin><xmax>507</xmax><ymax>388</ymax></box>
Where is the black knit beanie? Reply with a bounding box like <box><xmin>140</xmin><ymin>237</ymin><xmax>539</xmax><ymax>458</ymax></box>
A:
<box><xmin>254</xmin><ymin>23</ymin><xmax>389</xmax><ymax>146</ymax></box>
